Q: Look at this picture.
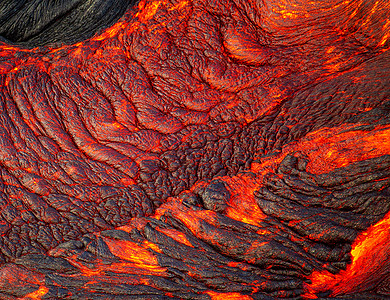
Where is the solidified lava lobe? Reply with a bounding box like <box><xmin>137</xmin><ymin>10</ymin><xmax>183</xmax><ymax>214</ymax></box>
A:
<box><xmin>0</xmin><ymin>0</ymin><xmax>137</xmax><ymax>47</ymax></box>
<box><xmin>0</xmin><ymin>0</ymin><xmax>389</xmax><ymax>299</ymax></box>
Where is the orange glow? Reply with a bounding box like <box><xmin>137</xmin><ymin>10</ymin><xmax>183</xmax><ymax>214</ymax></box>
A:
<box><xmin>251</xmin><ymin>153</ymin><xmax>285</xmax><ymax>175</ymax></box>
<box><xmin>226</xmin><ymin>209</ymin><xmax>264</xmax><ymax>227</ymax></box>
<box><xmin>379</xmin><ymin>31</ymin><xmax>390</xmax><ymax>47</ymax></box>
<box><xmin>228</xmin><ymin>262</ymin><xmax>246</xmax><ymax>269</ymax></box>
<box><xmin>252</xmin><ymin>123</ymin><xmax>390</xmax><ymax>176</ymax></box>
<box><xmin>120</xmin><ymin>177</ymin><xmax>136</xmax><ymax>186</ymax></box>
<box><xmin>80</xmin><ymin>267</ymin><xmax>102</xmax><ymax>277</ymax></box>
<box><xmin>143</xmin><ymin>240</ymin><xmax>163</xmax><ymax>253</ymax></box>
<box><xmin>173</xmin><ymin>206</ymin><xmax>208</xmax><ymax>231</ymax></box>
<box><xmin>360</xmin><ymin>0</ymin><xmax>379</xmax><ymax>27</ymax></box>
<box><xmin>157</xmin><ymin>228</ymin><xmax>193</xmax><ymax>247</ymax></box>
<box><xmin>0</xmin><ymin>0</ymin><xmax>389</xmax><ymax>299</ymax></box>
<box><xmin>94</xmin><ymin>21</ymin><xmax>125</xmax><ymax>41</ymax></box>
<box><xmin>206</xmin><ymin>291</ymin><xmax>253</xmax><ymax>300</ymax></box>
<box><xmin>304</xmin><ymin>210</ymin><xmax>390</xmax><ymax>298</ymax></box>
<box><xmin>0</xmin><ymin>265</ymin><xmax>44</xmax><ymax>287</ymax></box>
<box><xmin>270</xmin><ymin>2</ymin><xmax>309</xmax><ymax>20</ymax></box>
<box><xmin>112</xmin><ymin>122</ymin><xmax>122</xmax><ymax>129</ymax></box>
<box><xmin>305</xmin><ymin>125</ymin><xmax>390</xmax><ymax>174</ymax></box>
<box><xmin>326</xmin><ymin>46</ymin><xmax>336</xmax><ymax>54</ymax></box>
<box><xmin>22</xmin><ymin>286</ymin><xmax>49</xmax><ymax>300</ymax></box>
<box><xmin>168</xmin><ymin>0</ymin><xmax>189</xmax><ymax>11</ymax></box>
<box><xmin>104</xmin><ymin>238</ymin><xmax>166</xmax><ymax>273</ymax></box>
<box><xmin>138</xmin><ymin>0</ymin><xmax>162</xmax><ymax>24</ymax></box>
<box><xmin>379</xmin><ymin>18</ymin><xmax>390</xmax><ymax>46</ymax></box>
<box><xmin>154</xmin><ymin>198</ymin><xmax>223</xmax><ymax>239</ymax></box>
<box><xmin>225</xmin><ymin>175</ymin><xmax>267</xmax><ymax>226</ymax></box>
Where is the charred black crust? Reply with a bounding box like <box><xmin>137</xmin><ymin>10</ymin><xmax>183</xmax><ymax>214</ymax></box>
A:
<box><xmin>0</xmin><ymin>0</ymin><xmax>139</xmax><ymax>48</ymax></box>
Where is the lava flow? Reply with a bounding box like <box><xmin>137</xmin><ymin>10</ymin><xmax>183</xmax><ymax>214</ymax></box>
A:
<box><xmin>0</xmin><ymin>0</ymin><xmax>389</xmax><ymax>299</ymax></box>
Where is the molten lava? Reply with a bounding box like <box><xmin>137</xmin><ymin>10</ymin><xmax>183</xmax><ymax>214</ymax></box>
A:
<box><xmin>0</xmin><ymin>0</ymin><xmax>389</xmax><ymax>299</ymax></box>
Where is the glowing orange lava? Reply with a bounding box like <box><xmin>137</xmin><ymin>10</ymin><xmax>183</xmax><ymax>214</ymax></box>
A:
<box><xmin>304</xmin><ymin>210</ymin><xmax>390</xmax><ymax>298</ymax></box>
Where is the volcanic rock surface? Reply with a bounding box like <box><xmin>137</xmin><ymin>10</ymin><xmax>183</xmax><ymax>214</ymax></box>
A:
<box><xmin>0</xmin><ymin>0</ymin><xmax>389</xmax><ymax>299</ymax></box>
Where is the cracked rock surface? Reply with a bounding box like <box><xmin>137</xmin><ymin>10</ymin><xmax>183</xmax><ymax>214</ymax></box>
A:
<box><xmin>0</xmin><ymin>0</ymin><xmax>389</xmax><ymax>299</ymax></box>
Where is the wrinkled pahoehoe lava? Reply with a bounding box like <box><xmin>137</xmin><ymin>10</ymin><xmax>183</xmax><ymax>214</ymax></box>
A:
<box><xmin>0</xmin><ymin>0</ymin><xmax>389</xmax><ymax>299</ymax></box>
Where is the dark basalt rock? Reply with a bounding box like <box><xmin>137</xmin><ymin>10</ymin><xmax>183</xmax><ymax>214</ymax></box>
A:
<box><xmin>0</xmin><ymin>0</ymin><xmax>138</xmax><ymax>47</ymax></box>
<box><xmin>196</xmin><ymin>179</ymin><xmax>230</xmax><ymax>213</ymax></box>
